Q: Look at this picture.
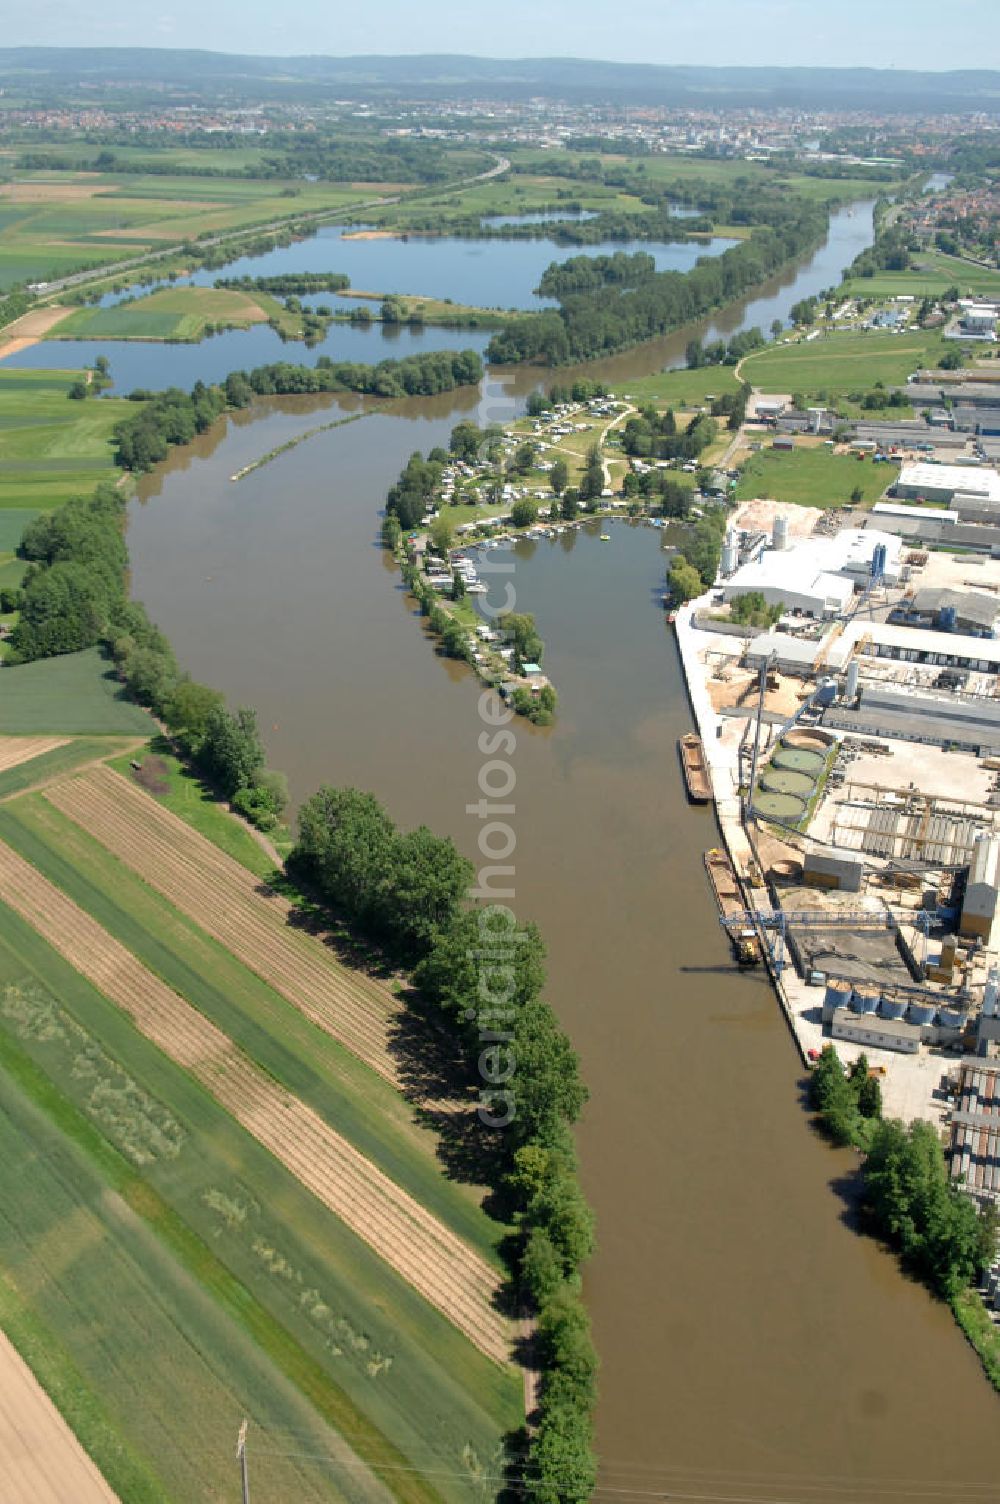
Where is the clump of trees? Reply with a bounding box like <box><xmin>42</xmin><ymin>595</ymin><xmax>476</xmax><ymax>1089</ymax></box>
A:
<box><xmin>809</xmin><ymin>1045</ymin><xmax>997</xmax><ymax>1304</ymax></box>
<box><xmin>728</xmin><ymin>591</ymin><xmax>782</xmax><ymax>629</ymax></box>
<box><xmin>621</xmin><ymin>407</ymin><xmax>718</xmax><ymax>464</ymax></box>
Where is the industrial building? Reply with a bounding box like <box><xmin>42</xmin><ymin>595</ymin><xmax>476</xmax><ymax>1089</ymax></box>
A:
<box><xmin>890</xmin><ymin>586</ymin><xmax>1000</xmax><ymax>637</ymax></box>
<box><xmin>828</xmin><ymin>618</ymin><xmax>1000</xmax><ymax>675</ymax></box>
<box><xmin>825</xmin><ymin>686</ymin><xmax>1000</xmax><ymax>755</ymax></box>
<box><xmin>894</xmin><ymin>462</ymin><xmax>1000</xmax><ymax>508</ymax></box>
<box><xmin>721</xmin><ymin>527</ymin><xmax>902</xmax><ymax>618</ymax></box>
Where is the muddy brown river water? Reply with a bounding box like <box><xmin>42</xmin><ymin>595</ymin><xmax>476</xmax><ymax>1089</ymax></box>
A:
<box><xmin>122</xmin><ymin>198</ymin><xmax>1000</xmax><ymax>1500</ymax></box>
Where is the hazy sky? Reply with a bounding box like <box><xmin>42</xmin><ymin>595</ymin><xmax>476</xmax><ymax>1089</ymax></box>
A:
<box><xmin>9</xmin><ymin>0</ymin><xmax>1000</xmax><ymax>69</ymax></box>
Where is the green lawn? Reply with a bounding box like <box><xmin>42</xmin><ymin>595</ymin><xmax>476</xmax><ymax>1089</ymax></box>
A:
<box><xmin>0</xmin><ymin>897</ymin><xmax>520</xmax><ymax>1502</ymax></box>
<box><xmin>0</xmin><ymin>367</ymin><xmax>134</xmax><ymax>509</ymax></box>
<box><xmin>735</xmin><ymin>444</ymin><xmax>898</xmax><ymax>508</ymax></box>
<box><xmin>49</xmin><ymin>285</ymin><xmax>268</xmax><ymax>342</ymax></box>
<box><xmin>618</xmin><ymin>363</ymin><xmax>743</xmax><ymax>407</ymax></box>
<box><xmin>0</xmin><ymin>649</ymin><xmax>155</xmax><ymax>734</ymax></box>
<box><xmin>739</xmin><ymin>330</ymin><xmax>948</xmax><ymax>398</ymax></box>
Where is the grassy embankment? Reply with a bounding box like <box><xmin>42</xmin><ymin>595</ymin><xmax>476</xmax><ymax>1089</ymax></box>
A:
<box><xmin>339</xmin><ymin>289</ymin><xmax>524</xmax><ymax>326</ymax></box>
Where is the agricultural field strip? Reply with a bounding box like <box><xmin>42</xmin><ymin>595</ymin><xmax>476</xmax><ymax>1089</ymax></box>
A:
<box><xmin>0</xmin><ymin>737</ymin><xmax>67</xmax><ymax>775</ymax></box>
<box><xmin>46</xmin><ymin>767</ymin><xmax>404</xmax><ymax>1086</ymax></box>
<box><xmin>0</xmin><ymin>838</ymin><xmax>509</xmax><ymax>1363</ymax></box>
<box><xmin>0</xmin><ymin>1330</ymin><xmax>120</xmax><ymax>1504</ymax></box>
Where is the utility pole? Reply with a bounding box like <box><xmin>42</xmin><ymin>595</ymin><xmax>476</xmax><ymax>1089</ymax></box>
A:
<box><xmin>236</xmin><ymin>1418</ymin><xmax>250</xmax><ymax>1504</ymax></box>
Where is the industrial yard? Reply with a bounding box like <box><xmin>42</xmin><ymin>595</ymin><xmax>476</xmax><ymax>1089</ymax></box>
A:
<box><xmin>676</xmin><ymin>444</ymin><xmax>1000</xmax><ymax>1238</ymax></box>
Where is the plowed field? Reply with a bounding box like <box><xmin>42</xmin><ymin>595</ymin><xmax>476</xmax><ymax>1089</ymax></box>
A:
<box><xmin>46</xmin><ymin>766</ymin><xmax>402</xmax><ymax>1085</ymax></box>
<box><xmin>0</xmin><ymin>838</ymin><xmax>509</xmax><ymax>1363</ymax></box>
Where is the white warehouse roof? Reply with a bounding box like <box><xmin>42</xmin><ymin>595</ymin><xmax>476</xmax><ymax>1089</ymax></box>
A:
<box><xmin>898</xmin><ymin>463</ymin><xmax>1000</xmax><ymax>501</ymax></box>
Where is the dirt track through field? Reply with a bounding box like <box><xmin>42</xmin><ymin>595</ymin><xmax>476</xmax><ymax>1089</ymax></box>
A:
<box><xmin>45</xmin><ymin>767</ymin><xmax>405</xmax><ymax>1085</ymax></box>
<box><xmin>0</xmin><ymin>838</ymin><xmax>508</xmax><ymax>1362</ymax></box>
<box><xmin>0</xmin><ymin>1328</ymin><xmax>120</xmax><ymax>1503</ymax></box>
<box><xmin>0</xmin><ymin>737</ymin><xmax>68</xmax><ymax>776</ymax></box>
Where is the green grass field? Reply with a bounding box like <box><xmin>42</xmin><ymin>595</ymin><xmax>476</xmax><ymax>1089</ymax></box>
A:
<box><xmin>618</xmin><ymin>363</ymin><xmax>743</xmax><ymax>407</ymax></box>
<box><xmin>841</xmin><ymin>250</ymin><xmax>1000</xmax><ymax>302</ymax></box>
<box><xmin>738</xmin><ymin>330</ymin><xmax>948</xmax><ymax>398</ymax></box>
<box><xmin>0</xmin><ymin>1040</ymin><xmax>359</xmax><ymax>1504</ymax></box>
<box><xmin>49</xmin><ymin>285</ymin><xmax>268</xmax><ymax>342</ymax></box>
<box><xmin>0</xmin><ymin>887</ymin><xmax>521</xmax><ymax>1503</ymax></box>
<box><xmin>0</xmin><ymin>367</ymin><xmax>133</xmax><ymax>509</ymax></box>
<box><xmin>734</xmin><ymin>444</ymin><xmax>898</xmax><ymax>508</ymax></box>
<box><xmin>0</xmin><ymin>649</ymin><xmax>155</xmax><ymax>734</ymax></box>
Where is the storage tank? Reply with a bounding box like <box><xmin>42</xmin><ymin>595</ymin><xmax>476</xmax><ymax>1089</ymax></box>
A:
<box><xmin>824</xmin><ymin>979</ymin><xmax>853</xmax><ymax>1016</ymax></box>
<box><xmin>850</xmin><ymin>983</ymin><xmax>880</xmax><ymax>1015</ymax></box>
<box><xmin>907</xmin><ymin>998</ymin><xmax>938</xmax><ymax>1026</ymax></box>
<box><xmin>879</xmin><ymin>994</ymin><xmax>907</xmax><ymax>1020</ymax></box>
<box><xmin>772</xmin><ymin>515</ymin><xmax>789</xmax><ymax>551</ymax></box>
<box><xmin>814</xmin><ymin>677</ymin><xmax>837</xmax><ymax>709</ymax></box>
<box><xmin>939</xmin><ymin>604</ymin><xmax>957</xmax><ymax>631</ymax></box>
<box><xmin>721</xmin><ymin>530</ymin><xmax>739</xmax><ymax>576</ymax></box>
<box><xmin>984</xmin><ymin>965</ymin><xmax>1000</xmax><ymax>1019</ymax></box>
<box><xmin>845</xmin><ymin>659</ymin><xmax>860</xmax><ymax>702</ymax></box>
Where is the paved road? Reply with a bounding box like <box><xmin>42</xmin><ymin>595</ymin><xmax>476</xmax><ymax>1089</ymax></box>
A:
<box><xmin>34</xmin><ymin>154</ymin><xmax>511</xmax><ymax>299</ymax></box>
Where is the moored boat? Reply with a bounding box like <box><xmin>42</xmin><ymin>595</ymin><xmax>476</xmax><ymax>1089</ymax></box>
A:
<box><xmin>704</xmin><ymin>848</ymin><xmax>761</xmax><ymax>966</ymax></box>
<box><xmin>678</xmin><ymin>732</ymin><xmax>712</xmax><ymax>804</ymax></box>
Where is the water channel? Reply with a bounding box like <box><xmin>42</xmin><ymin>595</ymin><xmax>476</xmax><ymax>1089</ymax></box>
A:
<box><xmin>46</xmin><ymin>193</ymin><xmax>1000</xmax><ymax>1497</ymax></box>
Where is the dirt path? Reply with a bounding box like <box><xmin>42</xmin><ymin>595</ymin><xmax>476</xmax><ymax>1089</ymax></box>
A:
<box><xmin>0</xmin><ymin>1329</ymin><xmax>119</xmax><ymax>1503</ymax></box>
<box><xmin>0</xmin><ymin>836</ymin><xmax>509</xmax><ymax>1362</ymax></box>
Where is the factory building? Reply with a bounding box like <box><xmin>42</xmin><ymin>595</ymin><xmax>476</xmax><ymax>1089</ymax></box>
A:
<box><xmin>894</xmin><ymin>462</ymin><xmax>1000</xmax><ymax>508</ymax></box>
<box><xmin>960</xmin><ymin>834</ymin><xmax>1000</xmax><ymax>947</ymax></box>
<box><xmin>720</xmin><ymin>528</ymin><xmax>902</xmax><ymax>618</ymax></box>
<box><xmin>825</xmin><ymin>686</ymin><xmax>1000</xmax><ymax>755</ymax></box>
<box><xmin>890</xmin><ymin>586</ymin><xmax>1000</xmax><ymax>638</ymax></box>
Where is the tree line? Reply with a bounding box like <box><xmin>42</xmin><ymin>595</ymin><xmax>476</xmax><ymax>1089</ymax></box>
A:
<box><xmin>291</xmin><ymin>790</ymin><xmax>596</xmax><ymax>1500</ymax></box>
<box><xmin>113</xmin><ymin>349</ymin><xmax>484</xmax><ymax>471</ymax></box>
<box><xmin>485</xmin><ymin>205</ymin><xmax>828</xmax><ymax>366</ymax></box>
<box><xmin>215</xmin><ymin>272</ymin><xmax>351</xmax><ymax>295</ymax></box>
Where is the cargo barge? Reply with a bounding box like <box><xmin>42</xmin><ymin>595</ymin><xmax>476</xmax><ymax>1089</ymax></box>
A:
<box><xmin>679</xmin><ymin>732</ymin><xmax>713</xmax><ymax>804</ymax></box>
<box><xmin>704</xmin><ymin>848</ymin><xmax>761</xmax><ymax>966</ymax></box>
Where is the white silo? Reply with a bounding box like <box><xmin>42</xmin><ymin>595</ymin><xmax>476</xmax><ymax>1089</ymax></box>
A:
<box><xmin>845</xmin><ymin>659</ymin><xmax>860</xmax><ymax>702</ymax></box>
<box><xmin>772</xmin><ymin>515</ymin><xmax>789</xmax><ymax>551</ymax></box>
<box><xmin>721</xmin><ymin>529</ymin><xmax>739</xmax><ymax>576</ymax></box>
<box><xmin>984</xmin><ymin>966</ymin><xmax>1000</xmax><ymax>1019</ymax></box>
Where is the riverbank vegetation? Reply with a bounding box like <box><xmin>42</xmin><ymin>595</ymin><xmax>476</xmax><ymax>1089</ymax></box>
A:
<box><xmin>111</xmin><ymin>348</ymin><xmax>483</xmax><ymax>470</ymax></box>
<box><xmin>292</xmin><ymin>793</ymin><xmax>596</xmax><ymax>1498</ymax></box>
<box><xmin>809</xmin><ymin>1046</ymin><xmax>1000</xmax><ymax>1391</ymax></box>
<box><xmin>486</xmin><ymin>203</ymin><xmax>828</xmax><ymax>365</ymax></box>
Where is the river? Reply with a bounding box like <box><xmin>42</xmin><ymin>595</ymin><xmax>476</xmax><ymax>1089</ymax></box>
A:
<box><xmin>119</xmin><ymin>195</ymin><xmax>1000</xmax><ymax>1499</ymax></box>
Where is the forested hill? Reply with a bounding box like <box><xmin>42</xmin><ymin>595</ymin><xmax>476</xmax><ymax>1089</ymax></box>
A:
<box><xmin>2</xmin><ymin>49</ymin><xmax>1000</xmax><ymax>112</ymax></box>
